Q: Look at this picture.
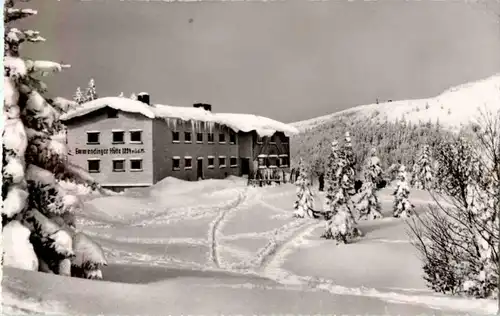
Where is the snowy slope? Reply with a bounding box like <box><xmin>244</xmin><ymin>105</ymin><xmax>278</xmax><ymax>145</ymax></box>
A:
<box><xmin>2</xmin><ymin>178</ymin><xmax>496</xmax><ymax>315</ymax></box>
<box><xmin>292</xmin><ymin>74</ymin><xmax>500</xmax><ymax>132</ymax></box>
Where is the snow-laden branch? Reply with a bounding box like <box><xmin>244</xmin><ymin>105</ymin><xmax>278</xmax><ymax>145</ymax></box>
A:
<box><xmin>27</xmin><ymin>60</ymin><xmax>71</xmax><ymax>76</ymax></box>
<box><xmin>4</xmin><ymin>8</ymin><xmax>37</xmax><ymax>24</ymax></box>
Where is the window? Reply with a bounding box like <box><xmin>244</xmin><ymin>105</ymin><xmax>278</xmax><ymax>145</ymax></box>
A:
<box><xmin>87</xmin><ymin>159</ymin><xmax>100</xmax><ymax>173</ymax></box>
<box><xmin>219</xmin><ymin>133</ymin><xmax>226</xmax><ymax>143</ymax></box>
<box><xmin>112</xmin><ymin>131</ymin><xmax>125</xmax><ymax>144</ymax></box>
<box><xmin>87</xmin><ymin>132</ymin><xmax>100</xmax><ymax>145</ymax></box>
<box><xmin>185</xmin><ymin>157</ymin><xmax>192</xmax><ymax>170</ymax></box>
<box><xmin>229</xmin><ymin>132</ymin><xmax>236</xmax><ymax>144</ymax></box>
<box><xmin>218</xmin><ymin>156</ymin><xmax>226</xmax><ymax>168</ymax></box>
<box><xmin>112</xmin><ymin>159</ymin><xmax>125</xmax><ymax>172</ymax></box>
<box><xmin>107</xmin><ymin>108</ymin><xmax>118</xmax><ymax>118</ymax></box>
<box><xmin>257</xmin><ymin>135</ymin><xmax>263</xmax><ymax>144</ymax></box>
<box><xmin>208</xmin><ymin>156</ymin><xmax>215</xmax><ymax>169</ymax></box>
<box><xmin>280</xmin><ymin>155</ymin><xmax>289</xmax><ymax>167</ymax></box>
<box><xmin>184</xmin><ymin>132</ymin><xmax>192</xmax><ymax>143</ymax></box>
<box><xmin>268</xmin><ymin>155</ymin><xmax>278</xmax><ymax>168</ymax></box>
<box><xmin>208</xmin><ymin>133</ymin><xmax>214</xmax><ymax>143</ymax></box>
<box><xmin>196</xmin><ymin>133</ymin><xmax>203</xmax><ymax>143</ymax></box>
<box><xmin>230</xmin><ymin>157</ymin><xmax>237</xmax><ymax>168</ymax></box>
<box><xmin>130</xmin><ymin>159</ymin><xmax>143</xmax><ymax>171</ymax></box>
<box><xmin>172</xmin><ymin>131</ymin><xmax>180</xmax><ymax>143</ymax></box>
<box><xmin>258</xmin><ymin>155</ymin><xmax>268</xmax><ymax>168</ymax></box>
<box><xmin>172</xmin><ymin>157</ymin><xmax>180</xmax><ymax>171</ymax></box>
<box><xmin>270</xmin><ymin>134</ymin><xmax>276</xmax><ymax>144</ymax></box>
<box><xmin>130</xmin><ymin>130</ymin><xmax>142</xmax><ymax>143</ymax></box>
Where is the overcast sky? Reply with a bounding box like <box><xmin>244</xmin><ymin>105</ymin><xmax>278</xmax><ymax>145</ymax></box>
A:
<box><xmin>21</xmin><ymin>0</ymin><xmax>500</xmax><ymax>123</ymax></box>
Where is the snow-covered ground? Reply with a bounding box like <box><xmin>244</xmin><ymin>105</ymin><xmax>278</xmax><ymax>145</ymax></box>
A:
<box><xmin>292</xmin><ymin>73</ymin><xmax>500</xmax><ymax>132</ymax></box>
<box><xmin>2</xmin><ymin>177</ymin><xmax>496</xmax><ymax>315</ymax></box>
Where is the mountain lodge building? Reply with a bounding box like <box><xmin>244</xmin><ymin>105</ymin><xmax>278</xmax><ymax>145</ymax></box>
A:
<box><xmin>60</xmin><ymin>94</ymin><xmax>298</xmax><ymax>191</ymax></box>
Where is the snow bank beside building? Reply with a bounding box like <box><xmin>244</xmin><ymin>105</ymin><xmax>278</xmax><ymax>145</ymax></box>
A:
<box><xmin>60</xmin><ymin>97</ymin><xmax>299</xmax><ymax>137</ymax></box>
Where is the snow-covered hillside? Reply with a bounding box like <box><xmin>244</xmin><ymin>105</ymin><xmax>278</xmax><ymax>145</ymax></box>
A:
<box><xmin>2</xmin><ymin>177</ymin><xmax>497</xmax><ymax>315</ymax></box>
<box><xmin>293</xmin><ymin>74</ymin><xmax>500</xmax><ymax>132</ymax></box>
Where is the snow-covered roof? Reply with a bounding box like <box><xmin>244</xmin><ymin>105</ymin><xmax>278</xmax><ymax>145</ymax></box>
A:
<box><xmin>61</xmin><ymin>97</ymin><xmax>155</xmax><ymax>121</ymax></box>
<box><xmin>60</xmin><ymin>97</ymin><xmax>299</xmax><ymax>137</ymax></box>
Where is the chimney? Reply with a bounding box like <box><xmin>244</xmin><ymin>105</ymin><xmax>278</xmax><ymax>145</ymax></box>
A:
<box><xmin>193</xmin><ymin>103</ymin><xmax>212</xmax><ymax>112</ymax></box>
<box><xmin>137</xmin><ymin>92</ymin><xmax>150</xmax><ymax>105</ymax></box>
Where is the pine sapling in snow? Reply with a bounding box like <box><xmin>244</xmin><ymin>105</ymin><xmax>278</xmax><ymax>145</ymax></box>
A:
<box><xmin>356</xmin><ymin>148</ymin><xmax>383</xmax><ymax>220</ymax></box>
<box><xmin>293</xmin><ymin>158</ymin><xmax>315</xmax><ymax>218</ymax></box>
<box><xmin>84</xmin><ymin>78</ymin><xmax>98</xmax><ymax>102</ymax></box>
<box><xmin>322</xmin><ymin>141</ymin><xmax>361</xmax><ymax>243</ymax></box>
<box><xmin>73</xmin><ymin>87</ymin><xmax>84</xmax><ymax>105</ymax></box>
<box><xmin>2</xmin><ymin>0</ymin><xmax>107</xmax><ymax>279</ymax></box>
<box><xmin>393</xmin><ymin>164</ymin><xmax>414</xmax><ymax>218</ymax></box>
<box><xmin>130</xmin><ymin>92</ymin><xmax>137</xmax><ymax>100</ymax></box>
<box><xmin>411</xmin><ymin>145</ymin><xmax>434</xmax><ymax>190</ymax></box>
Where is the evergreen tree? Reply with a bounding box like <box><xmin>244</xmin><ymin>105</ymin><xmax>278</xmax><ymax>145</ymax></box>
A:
<box><xmin>130</xmin><ymin>92</ymin><xmax>137</xmax><ymax>100</ymax></box>
<box><xmin>411</xmin><ymin>145</ymin><xmax>434</xmax><ymax>189</ymax></box>
<box><xmin>356</xmin><ymin>148</ymin><xmax>383</xmax><ymax>220</ymax></box>
<box><xmin>2</xmin><ymin>0</ymin><xmax>107</xmax><ymax>279</ymax></box>
<box><xmin>73</xmin><ymin>87</ymin><xmax>84</xmax><ymax>105</ymax></box>
<box><xmin>393</xmin><ymin>164</ymin><xmax>414</xmax><ymax>217</ymax></box>
<box><xmin>293</xmin><ymin>158</ymin><xmax>315</xmax><ymax>218</ymax></box>
<box><xmin>322</xmin><ymin>141</ymin><xmax>361</xmax><ymax>243</ymax></box>
<box><xmin>118</xmin><ymin>92</ymin><xmax>124</xmax><ymax>98</ymax></box>
<box><xmin>84</xmin><ymin>78</ymin><xmax>97</xmax><ymax>102</ymax></box>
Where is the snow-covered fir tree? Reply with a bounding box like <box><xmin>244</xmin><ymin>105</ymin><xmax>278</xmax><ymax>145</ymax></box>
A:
<box><xmin>356</xmin><ymin>148</ymin><xmax>383</xmax><ymax>220</ymax></box>
<box><xmin>342</xmin><ymin>131</ymin><xmax>356</xmax><ymax>211</ymax></box>
<box><xmin>118</xmin><ymin>92</ymin><xmax>124</xmax><ymax>98</ymax></box>
<box><xmin>393</xmin><ymin>164</ymin><xmax>414</xmax><ymax>217</ymax></box>
<box><xmin>293</xmin><ymin>158</ymin><xmax>315</xmax><ymax>218</ymax></box>
<box><xmin>411</xmin><ymin>145</ymin><xmax>434</xmax><ymax>190</ymax></box>
<box><xmin>72</xmin><ymin>86</ymin><xmax>84</xmax><ymax>105</ymax></box>
<box><xmin>322</xmin><ymin>140</ymin><xmax>361</xmax><ymax>243</ymax></box>
<box><xmin>2</xmin><ymin>0</ymin><xmax>107</xmax><ymax>279</ymax></box>
<box><xmin>130</xmin><ymin>92</ymin><xmax>137</xmax><ymax>100</ymax></box>
<box><xmin>84</xmin><ymin>78</ymin><xmax>97</xmax><ymax>102</ymax></box>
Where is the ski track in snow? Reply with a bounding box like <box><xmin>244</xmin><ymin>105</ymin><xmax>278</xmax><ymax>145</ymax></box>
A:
<box><xmin>208</xmin><ymin>186</ymin><xmax>253</xmax><ymax>268</ymax></box>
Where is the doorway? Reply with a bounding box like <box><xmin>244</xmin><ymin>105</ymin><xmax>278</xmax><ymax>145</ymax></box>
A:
<box><xmin>240</xmin><ymin>157</ymin><xmax>250</xmax><ymax>176</ymax></box>
<box><xmin>197</xmin><ymin>158</ymin><xmax>203</xmax><ymax>180</ymax></box>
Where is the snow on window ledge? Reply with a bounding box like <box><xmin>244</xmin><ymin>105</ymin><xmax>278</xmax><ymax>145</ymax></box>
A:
<box><xmin>230</xmin><ymin>165</ymin><xmax>237</xmax><ymax>168</ymax></box>
<box><xmin>172</xmin><ymin>167</ymin><xmax>180</xmax><ymax>171</ymax></box>
<box><xmin>269</xmin><ymin>165</ymin><xmax>278</xmax><ymax>169</ymax></box>
<box><xmin>131</xmin><ymin>169</ymin><xmax>143</xmax><ymax>172</ymax></box>
<box><xmin>185</xmin><ymin>141</ymin><xmax>192</xmax><ymax>144</ymax></box>
<box><xmin>185</xmin><ymin>167</ymin><xmax>193</xmax><ymax>170</ymax></box>
<box><xmin>172</xmin><ymin>140</ymin><xmax>180</xmax><ymax>144</ymax></box>
<box><xmin>208</xmin><ymin>165</ymin><xmax>214</xmax><ymax>169</ymax></box>
<box><xmin>219</xmin><ymin>165</ymin><xmax>227</xmax><ymax>168</ymax></box>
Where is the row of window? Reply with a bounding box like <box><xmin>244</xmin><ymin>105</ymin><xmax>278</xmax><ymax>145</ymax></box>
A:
<box><xmin>172</xmin><ymin>156</ymin><xmax>238</xmax><ymax>171</ymax></box>
<box><xmin>87</xmin><ymin>158</ymin><xmax>143</xmax><ymax>173</ymax></box>
<box><xmin>86</xmin><ymin>130</ymin><xmax>289</xmax><ymax>146</ymax></box>
<box><xmin>172</xmin><ymin>131</ymin><xmax>236</xmax><ymax>144</ymax></box>
<box><xmin>87</xmin><ymin>130</ymin><xmax>142</xmax><ymax>145</ymax></box>
<box><xmin>258</xmin><ymin>155</ymin><xmax>290</xmax><ymax>168</ymax></box>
